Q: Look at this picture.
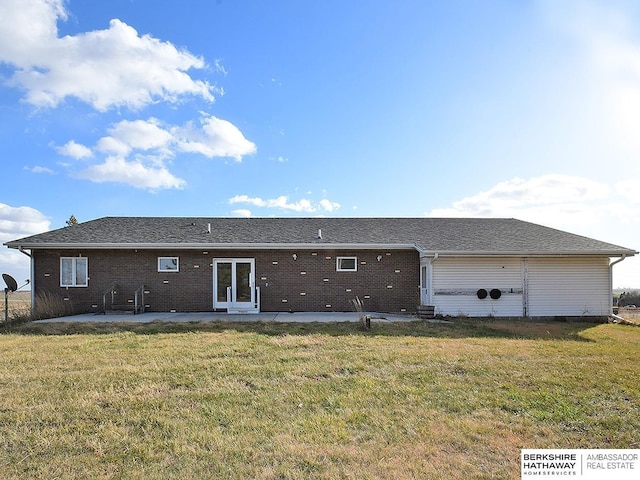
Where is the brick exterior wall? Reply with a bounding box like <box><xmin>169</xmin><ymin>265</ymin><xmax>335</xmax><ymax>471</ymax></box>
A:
<box><xmin>256</xmin><ymin>249</ymin><xmax>419</xmax><ymax>312</ymax></box>
<box><xmin>32</xmin><ymin>248</ymin><xmax>420</xmax><ymax>314</ymax></box>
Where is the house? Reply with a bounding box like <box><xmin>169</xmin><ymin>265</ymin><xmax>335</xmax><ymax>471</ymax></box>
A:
<box><xmin>4</xmin><ymin>217</ymin><xmax>637</xmax><ymax>320</ymax></box>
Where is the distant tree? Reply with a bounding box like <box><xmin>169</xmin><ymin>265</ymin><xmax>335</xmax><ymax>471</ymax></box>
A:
<box><xmin>65</xmin><ymin>215</ymin><xmax>78</xmax><ymax>227</ymax></box>
<box><xmin>618</xmin><ymin>290</ymin><xmax>640</xmax><ymax>307</ymax></box>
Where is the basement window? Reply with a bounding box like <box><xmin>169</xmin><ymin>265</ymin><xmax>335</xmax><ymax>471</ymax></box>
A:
<box><xmin>337</xmin><ymin>257</ymin><xmax>357</xmax><ymax>272</ymax></box>
<box><xmin>158</xmin><ymin>257</ymin><xmax>179</xmax><ymax>272</ymax></box>
<box><xmin>60</xmin><ymin>257</ymin><xmax>88</xmax><ymax>287</ymax></box>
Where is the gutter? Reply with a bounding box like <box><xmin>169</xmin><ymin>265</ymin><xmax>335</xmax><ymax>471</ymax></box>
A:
<box><xmin>610</xmin><ymin>254</ymin><xmax>628</xmax><ymax>269</ymax></box>
<box><xmin>8</xmin><ymin>243</ymin><xmax>635</xmax><ymax>258</ymax></box>
<box><xmin>417</xmin><ymin>250</ymin><xmax>637</xmax><ymax>258</ymax></box>
<box><xmin>4</xmin><ymin>242</ymin><xmax>420</xmax><ymax>251</ymax></box>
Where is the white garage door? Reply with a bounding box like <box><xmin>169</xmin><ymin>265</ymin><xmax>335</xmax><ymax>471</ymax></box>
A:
<box><xmin>527</xmin><ymin>257</ymin><xmax>610</xmax><ymax>317</ymax></box>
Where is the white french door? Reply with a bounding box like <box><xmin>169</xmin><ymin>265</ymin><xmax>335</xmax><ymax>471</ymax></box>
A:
<box><xmin>213</xmin><ymin>259</ymin><xmax>258</xmax><ymax>313</ymax></box>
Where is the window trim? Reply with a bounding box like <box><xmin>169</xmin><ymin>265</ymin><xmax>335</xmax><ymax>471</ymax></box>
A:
<box><xmin>60</xmin><ymin>257</ymin><xmax>88</xmax><ymax>287</ymax></box>
<box><xmin>158</xmin><ymin>256</ymin><xmax>180</xmax><ymax>272</ymax></box>
<box><xmin>336</xmin><ymin>256</ymin><xmax>358</xmax><ymax>272</ymax></box>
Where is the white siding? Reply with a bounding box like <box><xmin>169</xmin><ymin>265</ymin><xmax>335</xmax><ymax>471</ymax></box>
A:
<box><xmin>432</xmin><ymin>257</ymin><xmax>523</xmax><ymax>317</ymax></box>
<box><xmin>527</xmin><ymin>257</ymin><xmax>610</xmax><ymax>317</ymax></box>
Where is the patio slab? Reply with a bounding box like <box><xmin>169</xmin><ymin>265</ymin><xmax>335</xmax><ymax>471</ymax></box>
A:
<box><xmin>33</xmin><ymin>311</ymin><xmax>423</xmax><ymax>324</ymax></box>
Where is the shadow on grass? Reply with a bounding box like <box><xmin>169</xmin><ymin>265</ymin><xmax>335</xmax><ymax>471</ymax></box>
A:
<box><xmin>2</xmin><ymin>317</ymin><xmax>600</xmax><ymax>341</ymax></box>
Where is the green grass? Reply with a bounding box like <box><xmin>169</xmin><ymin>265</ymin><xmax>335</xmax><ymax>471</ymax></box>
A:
<box><xmin>0</xmin><ymin>319</ymin><xmax>638</xmax><ymax>479</ymax></box>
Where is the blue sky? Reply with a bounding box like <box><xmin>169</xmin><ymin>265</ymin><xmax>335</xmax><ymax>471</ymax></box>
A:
<box><xmin>1</xmin><ymin>0</ymin><xmax>639</xmax><ymax>288</ymax></box>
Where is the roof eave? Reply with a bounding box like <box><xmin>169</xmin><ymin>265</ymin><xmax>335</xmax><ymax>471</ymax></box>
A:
<box><xmin>5</xmin><ymin>242</ymin><xmax>420</xmax><ymax>251</ymax></box>
<box><xmin>418</xmin><ymin>250</ymin><xmax>637</xmax><ymax>257</ymax></box>
<box><xmin>8</xmin><ymin>242</ymin><xmax>636</xmax><ymax>257</ymax></box>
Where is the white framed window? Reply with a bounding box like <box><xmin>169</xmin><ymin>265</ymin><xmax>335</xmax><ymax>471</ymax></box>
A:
<box><xmin>60</xmin><ymin>257</ymin><xmax>88</xmax><ymax>287</ymax></box>
<box><xmin>337</xmin><ymin>256</ymin><xmax>357</xmax><ymax>272</ymax></box>
<box><xmin>158</xmin><ymin>257</ymin><xmax>179</xmax><ymax>272</ymax></box>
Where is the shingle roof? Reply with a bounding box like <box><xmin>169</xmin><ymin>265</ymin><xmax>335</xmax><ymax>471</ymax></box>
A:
<box><xmin>4</xmin><ymin>216</ymin><xmax>637</xmax><ymax>256</ymax></box>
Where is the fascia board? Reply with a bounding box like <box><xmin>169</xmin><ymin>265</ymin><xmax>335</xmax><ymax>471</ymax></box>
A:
<box><xmin>9</xmin><ymin>243</ymin><xmax>636</xmax><ymax>256</ymax></box>
<box><xmin>6</xmin><ymin>242</ymin><xmax>419</xmax><ymax>251</ymax></box>
<box><xmin>418</xmin><ymin>250</ymin><xmax>637</xmax><ymax>257</ymax></box>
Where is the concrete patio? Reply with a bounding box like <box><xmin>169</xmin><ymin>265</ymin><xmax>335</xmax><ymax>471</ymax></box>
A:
<box><xmin>34</xmin><ymin>311</ymin><xmax>427</xmax><ymax>324</ymax></box>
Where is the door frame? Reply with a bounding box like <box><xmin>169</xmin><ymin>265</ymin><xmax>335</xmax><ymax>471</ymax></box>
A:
<box><xmin>420</xmin><ymin>255</ymin><xmax>435</xmax><ymax>306</ymax></box>
<box><xmin>213</xmin><ymin>258</ymin><xmax>259</xmax><ymax>313</ymax></box>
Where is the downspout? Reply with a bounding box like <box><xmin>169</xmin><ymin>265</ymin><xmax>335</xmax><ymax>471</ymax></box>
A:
<box><xmin>17</xmin><ymin>247</ymin><xmax>34</xmax><ymax>314</ymax></box>
<box><xmin>609</xmin><ymin>255</ymin><xmax>627</xmax><ymax>322</ymax></box>
<box><xmin>522</xmin><ymin>258</ymin><xmax>529</xmax><ymax>318</ymax></box>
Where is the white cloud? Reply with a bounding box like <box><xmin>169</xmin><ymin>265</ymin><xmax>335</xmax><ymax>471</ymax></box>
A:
<box><xmin>1</xmin><ymin>1</ymin><xmax>255</xmax><ymax>191</ymax></box>
<box><xmin>95</xmin><ymin>136</ymin><xmax>132</xmax><ymax>157</ymax></box>
<box><xmin>0</xmin><ymin>0</ymin><xmax>216</xmax><ymax>111</ymax></box>
<box><xmin>231</xmin><ymin>209</ymin><xmax>252</xmax><ymax>218</ymax></box>
<box><xmin>229</xmin><ymin>195</ymin><xmax>314</xmax><ymax>212</ymax></box>
<box><xmin>615</xmin><ymin>179</ymin><xmax>640</xmax><ymax>204</ymax></box>
<box><xmin>0</xmin><ymin>203</ymin><xmax>50</xmax><ymax>242</ymax></box>
<box><xmin>213</xmin><ymin>59</ymin><xmax>228</xmax><ymax>76</ymax></box>
<box><xmin>92</xmin><ymin>116</ymin><xmax>255</xmax><ymax>161</ymax></box>
<box><xmin>0</xmin><ymin>203</ymin><xmax>51</xmax><ymax>282</ymax></box>
<box><xmin>24</xmin><ymin>165</ymin><xmax>55</xmax><ymax>174</ymax></box>
<box><xmin>97</xmin><ymin>119</ymin><xmax>174</xmax><ymax>158</ymax></box>
<box><xmin>55</xmin><ymin>140</ymin><xmax>93</xmax><ymax>159</ymax></box>
<box><xmin>58</xmin><ymin>115</ymin><xmax>255</xmax><ymax>189</ymax></box>
<box><xmin>428</xmin><ymin>174</ymin><xmax>614</xmax><ymax>229</ymax></box>
<box><xmin>229</xmin><ymin>195</ymin><xmax>313</xmax><ymax>212</ymax></box>
<box><xmin>229</xmin><ymin>195</ymin><xmax>341</xmax><ymax>213</ymax></box>
<box><xmin>174</xmin><ymin>115</ymin><xmax>257</xmax><ymax>161</ymax></box>
<box><xmin>0</xmin><ymin>0</ymin><xmax>66</xmax><ymax>65</ymax></box>
<box><xmin>319</xmin><ymin>199</ymin><xmax>341</xmax><ymax>212</ymax></box>
<box><xmin>76</xmin><ymin>156</ymin><xmax>186</xmax><ymax>190</ymax></box>
<box><xmin>229</xmin><ymin>195</ymin><xmax>258</xmax><ymax>205</ymax></box>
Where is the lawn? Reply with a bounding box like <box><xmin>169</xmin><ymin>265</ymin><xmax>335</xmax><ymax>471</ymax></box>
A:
<box><xmin>0</xmin><ymin>319</ymin><xmax>638</xmax><ymax>479</ymax></box>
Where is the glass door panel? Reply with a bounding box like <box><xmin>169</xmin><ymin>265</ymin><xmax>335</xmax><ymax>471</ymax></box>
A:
<box><xmin>216</xmin><ymin>262</ymin><xmax>232</xmax><ymax>303</ymax></box>
<box><xmin>235</xmin><ymin>262</ymin><xmax>252</xmax><ymax>304</ymax></box>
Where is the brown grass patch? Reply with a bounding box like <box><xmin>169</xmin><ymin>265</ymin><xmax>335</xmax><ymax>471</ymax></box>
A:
<box><xmin>0</xmin><ymin>290</ymin><xmax>31</xmax><ymax>322</ymax></box>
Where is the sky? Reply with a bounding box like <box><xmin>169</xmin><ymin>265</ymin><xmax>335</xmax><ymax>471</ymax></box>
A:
<box><xmin>1</xmin><ymin>0</ymin><xmax>639</xmax><ymax>289</ymax></box>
